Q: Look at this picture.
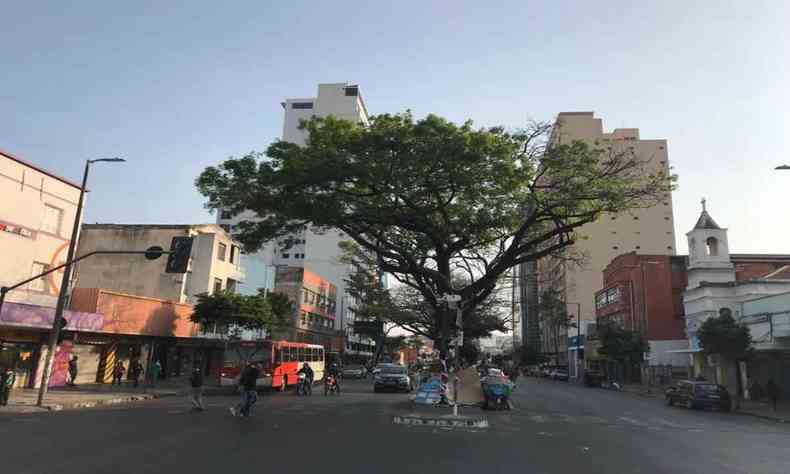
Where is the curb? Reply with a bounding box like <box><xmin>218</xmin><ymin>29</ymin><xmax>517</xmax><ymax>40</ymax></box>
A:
<box><xmin>618</xmin><ymin>387</ymin><xmax>790</xmax><ymax>424</ymax></box>
<box><xmin>732</xmin><ymin>410</ymin><xmax>789</xmax><ymax>424</ymax></box>
<box><xmin>42</xmin><ymin>391</ymin><xmax>179</xmax><ymax>411</ymax></box>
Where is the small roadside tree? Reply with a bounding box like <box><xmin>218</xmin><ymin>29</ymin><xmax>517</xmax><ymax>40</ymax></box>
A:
<box><xmin>697</xmin><ymin>308</ymin><xmax>752</xmax><ymax>406</ymax></box>
<box><xmin>538</xmin><ymin>288</ymin><xmax>573</xmax><ymax>361</ymax></box>
<box><xmin>597</xmin><ymin>323</ymin><xmax>649</xmax><ymax>383</ymax></box>
<box><xmin>190</xmin><ymin>289</ymin><xmax>292</xmax><ymax>338</ymax></box>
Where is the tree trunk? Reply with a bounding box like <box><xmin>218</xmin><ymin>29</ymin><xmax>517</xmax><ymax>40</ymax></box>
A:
<box><xmin>438</xmin><ymin>305</ymin><xmax>450</xmax><ymax>361</ymax></box>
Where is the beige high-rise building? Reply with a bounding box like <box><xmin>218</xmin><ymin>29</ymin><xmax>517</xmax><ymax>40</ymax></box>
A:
<box><xmin>530</xmin><ymin>112</ymin><xmax>675</xmax><ymax>366</ymax></box>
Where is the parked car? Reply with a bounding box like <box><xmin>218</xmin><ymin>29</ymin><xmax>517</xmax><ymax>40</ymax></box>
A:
<box><xmin>550</xmin><ymin>368</ymin><xmax>569</xmax><ymax>381</ymax></box>
<box><xmin>374</xmin><ymin>365</ymin><xmax>413</xmax><ymax>393</ymax></box>
<box><xmin>341</xmin><ymin>365</ymin><xmax>366</xmax><ymax>379</ymax></box>
<box><xmin>666</xmin><ymin>380</ymin><xmax>731</xmax><ymax>412</ymax></box>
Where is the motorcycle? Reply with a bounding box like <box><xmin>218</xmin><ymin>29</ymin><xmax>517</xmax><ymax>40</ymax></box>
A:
<box><xmin>324</xmin><ymin>374</ymin><xmax>339</xmax><ymax>396</ymax></box>
<box><xmin>296</xmin><ymin>372</ymin><xmax>311</xmax><ymax>396</ymax></box>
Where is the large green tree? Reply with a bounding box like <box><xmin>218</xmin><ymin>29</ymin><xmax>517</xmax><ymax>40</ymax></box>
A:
<box><xmin>197</xmin><ymin>112</ymin><xmax>672</xmax><ymax>355</ymax></box>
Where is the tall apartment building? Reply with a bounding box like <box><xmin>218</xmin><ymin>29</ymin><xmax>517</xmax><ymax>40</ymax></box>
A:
<box><xmin>517</xmin><ymin>112</ymin><xmax>675</xmax><ymax>365</ymax></box>
<box><xmin>218</xmin><ymin>83</ymin><xmax>374</xmax><ymax>358</ymax></box>
<box><xmin>73</xmin><ymin>224</ymin><xmax>245</xmax><ymax>304</ymax></box>
<box><xmin>552</xmin><ymin>112</ymin><xmax>676</xmax><ymax>318</ymax></box>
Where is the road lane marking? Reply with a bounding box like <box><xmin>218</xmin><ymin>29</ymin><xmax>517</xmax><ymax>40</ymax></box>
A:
<box><xmin>618</xmin><ymin>416</ymin><xmax>647</xmax><ymax>427</ymax></box>
<box><xmin>653</xmin><ymin>418</ymin><xmax>686</xmax><ymax>429</ymax></box>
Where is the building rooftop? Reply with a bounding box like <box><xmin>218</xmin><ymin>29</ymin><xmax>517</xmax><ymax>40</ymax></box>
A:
<box><xmin>1</xmin><ymin>149</ymin><xmax>83</xmax><ymax>189</ymax></box>
<box><xmin>693</xmin><ymin>210</ymin><xmax>721</xmax><ymax>230</ymax></box>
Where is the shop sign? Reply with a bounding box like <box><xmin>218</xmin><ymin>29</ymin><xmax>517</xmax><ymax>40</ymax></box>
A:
<box><xmin>0</xmin><ymin>220</ymin><xmax>36</xmax><ymax>239</ymax></box>
<box><xmin>1</xmin><ymin>302</ymin><xmax>104</xmax><ymax>331</ymax></box>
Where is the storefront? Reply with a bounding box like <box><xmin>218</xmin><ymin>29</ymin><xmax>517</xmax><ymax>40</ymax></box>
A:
<box><xmin>0</xmin><ymin>330</ymin><xmax>41</xmax><ymax>388</ymax></box>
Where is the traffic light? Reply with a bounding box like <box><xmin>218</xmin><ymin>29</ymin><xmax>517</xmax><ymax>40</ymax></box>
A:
<box><xmin>165</xmin><ymin>236</ymin><xmax>193</xmax><ymax>273</ymax></box>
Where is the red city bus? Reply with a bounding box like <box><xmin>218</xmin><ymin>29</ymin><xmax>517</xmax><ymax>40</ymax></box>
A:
<box><xmin>220</xmin><ymin>340</ymin><xmax>325</xmax><ymax>389</ymax></box>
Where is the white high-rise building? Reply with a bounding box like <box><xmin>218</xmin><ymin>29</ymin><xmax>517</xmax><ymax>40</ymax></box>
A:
<box><xmin>218</xmin><ymin>83</ymin><xmax>373</xmax><ymax>357</ymax></box>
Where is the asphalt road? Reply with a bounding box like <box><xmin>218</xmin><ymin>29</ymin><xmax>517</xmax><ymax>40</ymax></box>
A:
<box><xmin>1</xmin><ymin>376</ymin><xmax>789</xmax><ymax>474</ymax></box>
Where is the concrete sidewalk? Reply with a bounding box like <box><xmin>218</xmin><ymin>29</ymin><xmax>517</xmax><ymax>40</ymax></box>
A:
<box><xmin>619</xmin><ymin>383</ymin><xmax>790</xmax><ymax>423</ymax></box>
<box><xmin>0</xmin><ymin>378</ymin><xmax>233</xmax><ymax>413</ymax></box>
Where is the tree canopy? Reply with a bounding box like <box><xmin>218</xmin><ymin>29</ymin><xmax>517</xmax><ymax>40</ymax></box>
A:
<box><xmin>697</xmin><ymin>310</ymin><xmax>752</xmax><ymax>360</ymax></box>
<box><xmin>197</xmin><ymin>112</ymin><xmax>673</xmax><ymax>351</ymax></box>
<box><xmin>190</xmin><ymin>289</ymin><xmax>292</xmax><ymax>338</ymax></box>
<box><xmin>597</xmin><ymin>323</ymin><xmax>649</xmax><ymax>363</ymax></box>
<box><xmin>339</xmin><ymin>240</ymin><xmax>508</xmax><ymax>343</ymax></box>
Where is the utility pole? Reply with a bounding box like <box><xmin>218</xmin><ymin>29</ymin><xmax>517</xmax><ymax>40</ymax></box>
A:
<box><xmin>36</xmin><ymin>158</ymin><xmax>125</xmax><ymax>406</ymax></box>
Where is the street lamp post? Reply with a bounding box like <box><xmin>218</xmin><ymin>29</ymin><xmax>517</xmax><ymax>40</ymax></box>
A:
<box><xmin>567</xmin><ymin>302</ymin><xmax>581</xmax><ymax>382</ymax></box>
<box><xmin>36</xmin><ymin>158</ymin><xmax>125</xmax><ymax>407</ymax></box>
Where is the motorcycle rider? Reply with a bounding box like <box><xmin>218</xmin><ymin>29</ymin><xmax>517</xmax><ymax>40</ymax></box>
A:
<box><xmin>326</xmin><ymin>362</ymin><xmax>340</xmax><ymax>393</ymax></box>
<box><xmin>297</xmin><ymin>362</ymin><xmax>314</xmax><ymax>395</ymax></box>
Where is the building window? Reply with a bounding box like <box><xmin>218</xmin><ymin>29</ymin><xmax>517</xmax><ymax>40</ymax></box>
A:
<box><xmin>282</xmin><ymin>253</ymin><xmax>290</xmax><ymax>259</ymax></box>
<box><xmin>29</xmin><ymin>262</ymin><xmax>50</xmax><ymax>292</ymax></box>
<box><xmin>636</xmin><ymin>246</ymin><xmax>641</xmax><ymax>249</ymax></box>
<box><xmin>292</xmin><ymin>102</ymin><xmax>314</xmax><ymax>109</ymax></box>
<box><xmin>213</xmin><ymin>278</ymin><xmax>223</xmax><ymax>294</ymax></box>
<box><xmin>226</xmin><ymin>278</ymin><xmax>237</xmax><ymax>293</ymax></box>
<box><xmin>230</xmin><ymin>245</ymin><xmax>237</xmax><ymax>264</ymax></box>
<box><xmin>633</xmin><ymin>216</ymin><xmax>639</xmax><ymax>220</ymax></box>
<box><xmin>41</xmin><ymin>204</ymin><xmax>63</xmax><ymax>235</ymax></box>
<box><xmin>705</xmin><ymin>237</ymin><xmax>719</xmax><ymax>256</ymax></box>
<box><xmin>344</xmin><ymin>86</ymin><xmax>359</xmax><ymax>96</ymax></box>
<box><xmin>220</xmin><ymin>209</ymin><xmax>233</xmax><ymax>220</ymax></box>
<box><xmin>217</xmin><ymin>243</ymin><xmax>227</xmax><ymax>261</ymax></box>
<box><xmin>612</xmin><ymin>246</ymin><xmax>619</xmax><ymax>250</ymax></box>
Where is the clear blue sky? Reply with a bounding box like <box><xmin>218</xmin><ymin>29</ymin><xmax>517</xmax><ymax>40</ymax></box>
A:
<box><xmin>2</xmin><ymin>1</ymin><xmax>788</xmax><ymax>254</ymax></box>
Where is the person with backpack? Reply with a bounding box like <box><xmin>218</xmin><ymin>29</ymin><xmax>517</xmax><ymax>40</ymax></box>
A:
<box><xmin>130</xmin><ymin>359</ymin><xmax>144</xmax><ymax>388</ymax></box>
<box><xmin>68</xmin><ymin>356</ymin><xmax>78</xmax><ymax>386</ymax></box>
<box><xmin>112</xmin><ymin>361</ymin><xmax>126</xmax><ymax>385</ymax></box>
<box><xmin>149</xmin><ymin>360</ymin><xmax>162</xmax><ymax>388</ymax></box>
<box><xmin>766</xmin><ymin>379</ymin><xmax>780</xmax><ymax>411</ymax></box>
<box><xmin>0</xmin><ymin>367</ymin><xmax>15</xmax><ymax>407</ymax></box>
<box><xmin>189</xmin><ymin>367</ymin><xmax>205</xmax><ymax>411</ymax></box>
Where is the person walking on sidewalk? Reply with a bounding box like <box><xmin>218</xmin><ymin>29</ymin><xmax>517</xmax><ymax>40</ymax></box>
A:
<box><xmin>130</xmin><ymin>359</ymin><xmax>143</xmax><ymax>388</ymax></box>
<box><xmin>149</xmin><ymin>360</ymin><xmax>162</xmax><ymax>388</ymax></box>
<box><xmin>189</xmin><ymin>367</ymin><xmax>205</xmax><ymax>411</ymax></box>
<box><xmin>230</xmin><ymin>363</ymin><xmax>259</xmax><ymax>417</ymax></box>
<box><xmin>0</xmin><ymin>366</ymin><xmax>15</xmax><ymax>407</ymax></box>
<box><xmin>112</xmin><ymin>361</ymin><xmax>126</xmax><ymax>386</ymax></box>
<box><xmin>68</xmin><ymin>356</ymin><xmax>78</xmax><ymax>386</ymax></box>
<box><xmin>766</xmin><ymin>379</ymin><xmax>780</xmax><ymax>411</ymax></box>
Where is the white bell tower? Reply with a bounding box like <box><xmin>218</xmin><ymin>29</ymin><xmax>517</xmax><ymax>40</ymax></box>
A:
<box><xmin>686</xmin><ymin>198</ymin><xmax>734</xmax><ymax>289</ymax></box>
